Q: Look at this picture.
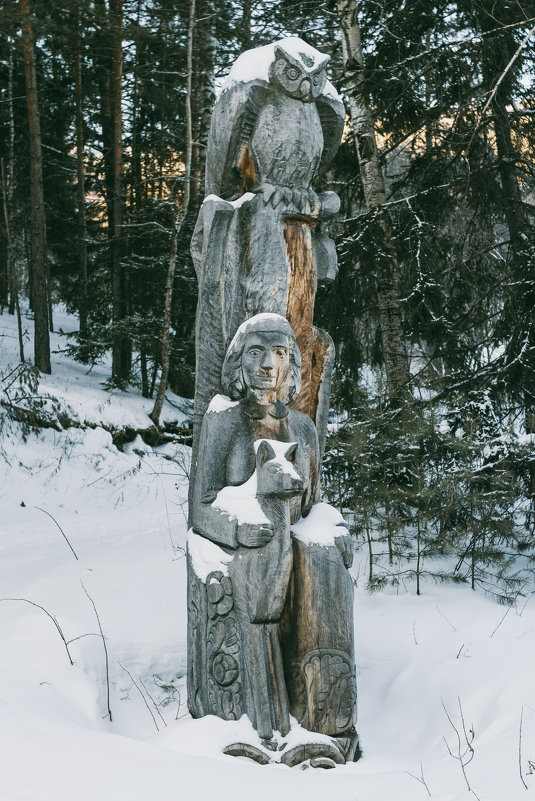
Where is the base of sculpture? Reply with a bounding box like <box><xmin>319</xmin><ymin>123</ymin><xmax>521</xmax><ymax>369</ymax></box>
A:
<box><xmin>221</xmin><ymin>718</ymin><xmax>360</xmax><ymax>767</ymax></box>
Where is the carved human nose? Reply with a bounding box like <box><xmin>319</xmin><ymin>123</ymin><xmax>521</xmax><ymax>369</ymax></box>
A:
<box><xmin>261</xmin><ymin>352</ymin><xmax>274</xmax><ymax>372</ymax></box>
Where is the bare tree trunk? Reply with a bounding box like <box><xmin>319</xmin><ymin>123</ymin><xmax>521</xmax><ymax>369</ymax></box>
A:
<box><xmin>140</xmin><ymin>345</ymin><xmax>150</xmax><ymax>398</ymax></box>
<box><xmin>109</xmin><ymin>0</ymin><xmax>130</xmax><ymax>383</ymax></box>
<box><xmin>150</xmin><ymin>0</ymin><xmax>196</xmax><ymax>426</ymax></box>
<box><xmin>75</xmin><ymin>8</ymin><xmax>88</xmax><ymax>342</ymax></box>
<box><xmin>241</xmin><ymin>0</ymin><xmax>251</xmax><ymax>50</ymax></box>
<box><xmin>190</xmin><ymin>0</ymin><xmax>215</xmax><ymax>217</ymax></box>
<box><xmin>425</xmin><ymin>30</ymin><xmax>433</xmax><ymax>153</ymax></box>
<box><xmin>3</xmin><ymin>40</ymin><xmax>16</xmax><ymax>314</ymax></box>
<box><xmin>1</xmin><ymin>160</ymin><xmax>24</xmax><ymax>362</ymax></box>
<box><xmin>0</xmin><ymin>247</ymin><xmax>7</xmax><ymax>310</ymax></box>
<box><xmin>19</xmin><ymin>0</ymin><xmax>51</xmax><ymax>374</ymax></box>
<box><xmin>337</xmin><ymin>0</ymin><xmax>410</xmax><ymax>398</ymax></box>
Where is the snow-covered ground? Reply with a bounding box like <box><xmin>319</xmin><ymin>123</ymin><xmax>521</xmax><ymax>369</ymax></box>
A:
<box><xmin>1</xmin><ymin>307</ymin><xmax>534</xmax><ymax>801</ymax></box>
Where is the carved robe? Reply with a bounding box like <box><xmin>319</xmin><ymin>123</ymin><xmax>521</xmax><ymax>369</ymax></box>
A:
<box><xmin>187</xmin><ymin>397</ymin><xmax>356</xmax><ymax>745</ymax></box>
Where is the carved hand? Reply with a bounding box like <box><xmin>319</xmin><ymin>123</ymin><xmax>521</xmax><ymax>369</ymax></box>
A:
<box><xmin>236</xmin><ymin>521</ymin><xmax>274</xmax><ymax>548</ymax></box>
<box><xmin>335</xmin><ymin>525</ymin><xmax>354</xmax><ymax>569</ymax></box>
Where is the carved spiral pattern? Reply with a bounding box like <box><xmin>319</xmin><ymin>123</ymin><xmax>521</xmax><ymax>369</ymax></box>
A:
<box><xmin>205</xmin><ymin>571</ymin><xmax>242</xmax><ymax>720</ymax></box>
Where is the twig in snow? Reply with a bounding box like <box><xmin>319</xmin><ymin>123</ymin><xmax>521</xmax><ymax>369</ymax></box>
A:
<box><xmin>519</xmin><ymin>707</ymin><xmax>529</xmax><ymax>790</ymax></box>
<box><xmin>442</xmin><ymin>697</ymin><xmax>480</xmax><ymax>800</ymax></box>
<box><xmin>154</xmin><ymin>674</ymin><xmax>183</xmax><ymax>720</ymax></box>
<box><xmin>139</xmin><ymin>676</ymin><xmax>167</xmax><ymax>727</ymax></box>
<box><xmin>435</xmin><ymin>604</ymin><xmax>457</xmax><ymax>631</ymax></box>
<box><xmin>0</xmin><ymin>597</ymin><xmax>73</xmax><ymax>665</ymax></box>
<box><xmin>81</xmin><ymin>582</ymin><xmax>112</xmax><ymax>722</ymax></box>
<box><xmin>34</xmin><ymin>506</ymin><xmax>78</xmax><ymax>560</ymax></box>
<box><xmin>405</xmin><ymin>762</ymin><xmax>432</xmax><ymax>797</ymax></box>
<box><xmin>66</xmin><ymin>633</ymin><xmax>101</xmax><ymax>646</ymax></box>
<box><xmin>490</xmin><ymin>601</ymin><xmax>515</xmax><ymax>638</ymax></box>
<box><xmin>118</xmin><ymin>662</ymin><xmax>159</xmax><ymax>732</ymax></box>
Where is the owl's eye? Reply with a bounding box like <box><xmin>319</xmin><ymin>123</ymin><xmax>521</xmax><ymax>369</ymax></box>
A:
<box><xmin>313</xmin><ymin>75</ymin><xmax>320</xmax><ymax>85</ymax></box>
<box><xmin>286</xmin><ymin>67</ymin><xmax>299</xmax><ymax>80</ymax></box>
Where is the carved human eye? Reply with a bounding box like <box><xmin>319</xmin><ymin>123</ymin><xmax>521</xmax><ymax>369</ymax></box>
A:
<box><xmin>248</xmin><ymin>347</ymin><xmax>262</xmax><ymax>356</ymax></box>
<box><xmin>286</xmin><ymin>66</ymin><xmax>299</xmax><ymax>80</ymax></box>
<box><xmin>274</xmin><ymin>348</ymin><xmax>287</xmax><ymax>358</ymax></box>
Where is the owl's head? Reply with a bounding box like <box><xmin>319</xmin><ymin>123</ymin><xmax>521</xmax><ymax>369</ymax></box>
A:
<box><xmin>268</xmin><ymin>39</ymin><xmax>329</xmax><ymax>102</ymax></box>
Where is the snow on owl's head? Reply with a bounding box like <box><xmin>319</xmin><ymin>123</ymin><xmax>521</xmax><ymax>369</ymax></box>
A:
<box><xmin>268</xmin><ymin>40</ymin><xmax>329</xmax><ymax>102</ymax></box>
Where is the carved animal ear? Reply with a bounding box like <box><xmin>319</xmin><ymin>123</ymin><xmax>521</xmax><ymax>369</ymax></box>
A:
<box><xmin>284</xmin><ymin>443</ymin><xmax>298</xmax><ymax>463</ymax></box>
<box><xmin>256</xmin><ymin>439</ymin><xmax>276</xmax><ymax>466</ymax></box>
<box><xmin>273</xmin><ymin>45</ymin><xmax>295</xmax><ymax>66</ymax></box>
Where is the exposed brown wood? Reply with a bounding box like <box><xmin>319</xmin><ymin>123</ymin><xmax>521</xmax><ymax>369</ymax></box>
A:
<box><xmin>284</xmin><ymin>220</ymin><xmax>316</xmax><ymax>417</ymax></box>
<box><xmin>238</xmin><ymin>142</ymin><xmax>256</xmax><ymax>194</ymax></box>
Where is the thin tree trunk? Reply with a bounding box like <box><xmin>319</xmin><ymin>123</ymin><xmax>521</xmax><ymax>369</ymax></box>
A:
<box><xmin>19</xmin><ymin>0</ymin><xmax>51</xmax><ymax>374</ymax></box>
<box><xmin>425</xmin><ymin>30</ymin><xmax>433</xmax><ymax>153</ymax></box>
<box><xmin>189</xmin><ymin>0</ymin><xmax>215</xmax><ymax>217</ymax></box>
<box><xmin>109</xmin><ymin>0</ymin><xmax>130</xmax><ymax>383</ymax></box>
<box><xmin>241</xmin><ymin>0</ymin><xmax>251</xmax><ymax>50</ymax></box>
<box><xmin>5</xmin><ymin>40</ymin><xmax>16</xmax><ymax>315</ymax></box>
<box><xmin>140</xmin><ymin>345</ymin><xmax>149</xmax><ymax>398</ymax></box>
<box><xmin>75</xmin><ymin>8</ymin><xmax>88</xmax><ymax>342</ymax></box>
<box><xmin>1</xmin><ymin>160</ymin><xmax>24</xmax><ymax>362</ymax></box>
<box><xmin>337</xmin><ymin>0</ymin><xmax>410</xmax><ymax>398</ymax></box>
<box><xmin>150</xmin><ymin>0</ymin><xmax>196</xmax><ymax>426</ymax></box>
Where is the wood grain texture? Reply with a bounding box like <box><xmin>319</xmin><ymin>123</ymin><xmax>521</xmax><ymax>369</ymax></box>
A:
<box><xmin>187</xmin><ymin>40</ymin><xmax>358</xmax><ymax>764</ymax></box>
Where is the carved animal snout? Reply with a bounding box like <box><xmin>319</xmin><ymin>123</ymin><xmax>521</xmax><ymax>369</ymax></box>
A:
<box><xmin>276</xmin><ymin>473</ymin><xmax>304</xmax><ymax>499</ymax></box>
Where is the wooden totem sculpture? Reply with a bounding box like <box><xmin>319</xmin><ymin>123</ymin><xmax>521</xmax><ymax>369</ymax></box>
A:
<box><xmin>187</xmin><ymin>38</ymin><xmax>358</xmax><ymax>768</ymax></box>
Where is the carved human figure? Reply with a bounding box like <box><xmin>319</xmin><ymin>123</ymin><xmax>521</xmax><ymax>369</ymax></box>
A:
<box><xmin>187</xmin><ymin>314</ymin><xmax>358</xmax><ymax>764</ymax></box>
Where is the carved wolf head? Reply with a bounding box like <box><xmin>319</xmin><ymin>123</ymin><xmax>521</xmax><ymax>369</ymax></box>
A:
<box><xmin>255</xmin><ymin>439</ymin><xmax>304</xmax><ymax>499</ymax></box>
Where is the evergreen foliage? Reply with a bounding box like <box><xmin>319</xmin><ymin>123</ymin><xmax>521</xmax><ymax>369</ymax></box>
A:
<box><xmin>1</xmin><ymin>0</ymin><xmax>534</xmax><ymax>597</ymax></box>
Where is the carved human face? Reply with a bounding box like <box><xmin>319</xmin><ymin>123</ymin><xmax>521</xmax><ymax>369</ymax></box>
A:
<box><xmin>241</xmin><ymin>331</ymin><xmax>290</xmax><ymax>399</ymax></box>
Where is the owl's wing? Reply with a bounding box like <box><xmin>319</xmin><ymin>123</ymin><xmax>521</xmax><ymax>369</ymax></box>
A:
<box><xmin>316</xmin><ymin>92</ymin><xmax>345</xmax><ymax>173</ymax></box>
<box><xmin>205</xmin><ymin>79</ymin><xmax>270</xmax><ymax>200</ymax></box>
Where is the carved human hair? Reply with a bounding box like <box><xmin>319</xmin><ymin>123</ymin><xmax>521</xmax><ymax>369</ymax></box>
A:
<box><xmin>222</xmin><ymin>314</ymin><xmax>302</xmax><ymax>404</ymax></box>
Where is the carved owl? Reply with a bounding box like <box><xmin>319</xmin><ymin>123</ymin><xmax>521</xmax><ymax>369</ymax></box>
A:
<box><xmin>205</xmin><ymin>37</ymin><xmax>345</xmax><ymax>202</ymax></box>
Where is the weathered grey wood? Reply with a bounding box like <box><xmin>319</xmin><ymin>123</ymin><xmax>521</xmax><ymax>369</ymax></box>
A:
<box><xmin>189</xmin><ymin>38</ymin><xmax>345</xmax><ymax>507</ymax></box>
<box><xmin>187</xmin><ymin>315</ymin><xmax>358</xmax><ymax>764</ymax></box>
<box><xmin>187</xmin><ymin>37</ymin><xmax>358</xmax><ymax>768</ymax></box>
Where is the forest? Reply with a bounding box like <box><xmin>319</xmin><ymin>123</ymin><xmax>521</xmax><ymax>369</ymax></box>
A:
<box><xmin>1</xmin><ymin>0</ymin><xmax>535</xmax><ymax>600</ymax></box>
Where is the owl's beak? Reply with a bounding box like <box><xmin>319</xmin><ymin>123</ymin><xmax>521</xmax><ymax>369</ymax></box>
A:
<box><xmin>300</xmin><ymin>78</ymin><xmax>312</xmax><ymax>101</ymax></box>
